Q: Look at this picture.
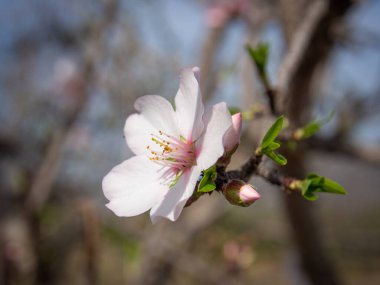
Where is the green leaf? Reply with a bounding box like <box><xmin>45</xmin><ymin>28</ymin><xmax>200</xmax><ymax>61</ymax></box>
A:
<box><xmin>300</xmin><ymin>173</ymin><xmax>346</xmax><ymax>201</ymax></box>
<box><xmin>302</xmin><ymin>122</ymin><xmax>321</xmax><ymax>138</ymax></box>
<box><xmin>318</xmin><ymin>177</ymin><xmax>346</xmax><ymax>194</ymax></box>
<box><xmin>257</xmin><ymin>116</ymin><xmax>287</xmax><ymax>165</ymax></box>
<box><xmin>228</xmin><ymin>106</ymin><xmax>241</xmax><ymax>115</ymax></box>
<box><xmin>266</xmin><ymin>151</ymin><xmax>287</xmax><ymax>166</ymax></box>
<box><xmin>300</xmin><ymin>180</ymin><xmax>312</xmax><ymax>196</ymax></box>
<box><xmin>197</xmin><ymin>165</ymin><xmax>217</xmax><ymax>193</ymax></box>
<box><xmin>268</xmin><ymin>141</ymin><xmax>281</xmax><ymax>151</ymax></box>
<box><xmin>300</xmin><ymin>179</ymin><xmax>318</xmax><ymax>201</ymax></box>
<box><xmin>295</xmin><ymin>112</ymin><xmax>334</xmax><ymax>139</ymax></box>
<box><xmin>303</xmin><ymin>189</ymin><xmax>319</xmax><ymax>201</ymax></box>
<box><xmin>246</xmin><ymin>43</ymin><xmax>269</xmax><ymax>76</ymax></box>
<box><xmin>306</xmin><ymin>173</ymin><xmax>319</xmax><ymax>180</ymax></box>
<box><xmin>260</xmin><ymin>116</ymin><xmax>284</xmax><ymax>149</ymax></box>
<box><xmin>198</xmin><ymin>183</ymin><xmax>216</xmax><ymax>193</ymax></box>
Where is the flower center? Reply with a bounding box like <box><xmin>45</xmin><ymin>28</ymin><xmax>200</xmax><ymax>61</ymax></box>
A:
<box><xmin>147</xmin><ymin>130</ymin><xmax>196</xmax><ymax>174</ymax></box>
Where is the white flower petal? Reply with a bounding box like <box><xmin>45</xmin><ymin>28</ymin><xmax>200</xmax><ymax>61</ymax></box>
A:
<box><xmin>124</xmin><ymin>114</ymin><xmax>156</xmax><ymax>155</ymax></box>
<box><xmin>150</xmin><ymin>166</ymin><xmax>201</xmax><ymax>223</ymax></box>
<box><xmin>175</xmin><ymin>67</ymin><xmax>204</xmax><ymax>141</ymax></box>
<box><xmin>102</xmin><ymin>156</ymin><xmax>167</xmax><ymax>217</ymax></box>
<box><xmin>124</xmin><ymin>95</ymin><xmax>178</xmax><ymax>155</ymax></box>
<box><xmin>134</xmin><ymin>95</ymin><xmax>178</xmax><ymax>137</ymax></box>
<box><xmin>196</xmin><ymin>102</ymin><xmax>232</xmax><ymax>170</ymax></box>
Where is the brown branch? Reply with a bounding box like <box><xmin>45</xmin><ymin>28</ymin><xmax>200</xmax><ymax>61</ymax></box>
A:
<box><xmin>212</xmin><ymin>154</ymin><xmax>298</xmax><ymax>195</ymax></box>
<box><xmin>78</xmin><ymin>200</ymin><xmax>100</xmax><ymax>285</ymax></box>
<box><xmin>25</xmin><ymin>129</ymin><xmax>69</xmax><ymax>213</ymax></box>
<box><xmin>274</xmin><ymin>1</ymin><xmax>354</xmax><ymax>285</ymax></box>
<box><xmin>224</xmin><ymin>155</ymin><xmax>262</xmax><ymax>182</ymax></box>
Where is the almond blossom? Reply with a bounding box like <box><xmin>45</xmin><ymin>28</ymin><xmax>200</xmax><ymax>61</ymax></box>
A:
<box><xmin>102</xmin><ymin>67</ymin><xmax>233</xmax><ymax>223</ymax></box>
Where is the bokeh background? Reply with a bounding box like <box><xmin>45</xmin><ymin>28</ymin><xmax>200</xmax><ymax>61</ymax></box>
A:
<box><xmin>1</xmin><ymin>0</ymin><xmax>380</xmax><ymax>284</ymax></box>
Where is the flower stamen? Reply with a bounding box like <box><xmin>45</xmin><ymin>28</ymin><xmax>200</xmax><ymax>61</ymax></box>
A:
<box><xmin>147</xmin><ymin>130</ymin><xmax>195</xmax><ymax>173</ymax></box>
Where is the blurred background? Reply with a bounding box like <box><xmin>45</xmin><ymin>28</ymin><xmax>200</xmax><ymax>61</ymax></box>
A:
<box><xmin>1</xmin><ymin>0</ymin><xmax>380</xmax><ymax>284</ymax></box>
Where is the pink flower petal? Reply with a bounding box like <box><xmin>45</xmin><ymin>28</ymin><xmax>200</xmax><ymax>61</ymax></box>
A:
<box><xmin>240</xmin><ymin>184</ymin><xmax>260</xmax><ymax>203</ymax></box>
<box><xmin>196</xmin><ymin>102</ymin><xmax>232</xmax><ymax>170</ymax></box>
<box><xmin>175</xmin><ymin>67</ymin><xmax>204</xmax><ymax>141</ymax></box>
<box><xmin>223</xmin><ymin>112</ymin><xmax>242</xmax><ymax>152</ymax></box>
<box><xmin>150</xmin><ymin>166</ymin><xmax>202</xmax><ymax>223</ymax></box>
<box><xmin>103</xmin><ymin>156</ymin><xmax>167</xmax><ymax>217</ymax></box>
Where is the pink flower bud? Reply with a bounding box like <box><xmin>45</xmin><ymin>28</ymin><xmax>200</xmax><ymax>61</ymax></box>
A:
<box><xmin>223</xmin><ymin>180</ymin><xmax>260</xmax><ymax>207</ymax></box>
<box><xmin>223</xmin><ymin>113</ymin><xmax>242</xmax><ymax>153</ymax></box>
<box><xmin>217</xmin><ymin>113</ymin><xmax>242</xmax><ymax>167</ymax></box>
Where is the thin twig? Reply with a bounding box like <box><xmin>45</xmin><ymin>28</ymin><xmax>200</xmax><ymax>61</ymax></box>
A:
<box><xmin>224</xmin><ymin>155</ymin><xmax>262</xmax><ymax>182</ymax></box>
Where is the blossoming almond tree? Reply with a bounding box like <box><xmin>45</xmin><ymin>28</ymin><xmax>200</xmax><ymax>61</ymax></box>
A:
<box><xmin>103</xmin><ymin>67</ymin><xmax>239</xmax><ymax>223</ymax></box>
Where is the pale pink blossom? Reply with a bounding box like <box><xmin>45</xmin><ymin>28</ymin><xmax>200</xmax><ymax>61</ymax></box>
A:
<box><xmin>102</xmin><ymin>67</ymin><xmax>232</xmax><ymax>223</ymax></box>
<box><xmin>239</xmin><ymin>184</ymin><xmax>260</xmax><ymax>204</ymax></box>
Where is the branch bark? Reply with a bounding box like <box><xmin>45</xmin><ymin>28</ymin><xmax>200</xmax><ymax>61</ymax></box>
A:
<box><xmin>276</xmin><ymin>1</ymin><xmax>353</xmax><ymax>285</ymax></box>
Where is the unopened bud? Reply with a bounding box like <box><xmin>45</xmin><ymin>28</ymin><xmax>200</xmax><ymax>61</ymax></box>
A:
<box><xmin>224</xmin><ymin>113</ymin><xmax>242</xmax><ymax>153</ymax></box>
<box><xmin>293</xmin><ymin>129</ymin><xmax>304</xmax><ymax>140</ymax></box>
<box><xmin>218</xmin><ymin>113</ymin><xmax>242</xmax><ymax>167</ymax></box>
<box><xmin>223</xmin><ymin>180</ymin><xmax>260</xmax><ymax>207</ymax></box>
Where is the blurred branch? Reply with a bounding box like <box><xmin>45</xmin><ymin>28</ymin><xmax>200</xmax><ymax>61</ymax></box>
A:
<box><xmin>78</xmin><ymin>200</ymin><xmax>101</xmax><ymax>285</ymax></box>
<box><xmin>200</xmin><ymin>27</ymin><xmax>226</xmax><ymax>103</ymax></box>
<box><xmin>308</xmin><ymin>137</ymin><xmax>380</xmax><ymax>164</ymax></box>
<box><xmin>0</xmin><ymin>135</ymin><xmax>19</xmax><ymax>158</ymax></box>
<box><xmin>11</xmin><ymin>1</ymin><xmax>120</xmax><ymax>284</ymax></box>
<box><xmin>245</xmin><ymin>1</ymin><xmax>354</xmax><ymax>285</ymax></box>
<box><xmin>25</xmin><ymin>129</ymin><xmax>69</xmax><ymax>213</ymax></box>
<box><xmin>134</xmin><ymin>196</ymin><xmax>230</xmax><ymax>285</ymax></box>
<box><xmin>232</xmin><ymin>1</ymin><xmax>332</xmax><ymax>191</ymax></box>
<box><xmin>276</xmin><ymin>0</ymin><xmax>328</xmax><ymax>113</ymax></box>
<box><xmin>25</xmin><ymin>0</ymin><xmax>119</xmax><ymax>214</ymax></box>
<box><xmin>275</xmin><ymin>1</ymin><xmax>353</xmax><ymax>285</ymax></box>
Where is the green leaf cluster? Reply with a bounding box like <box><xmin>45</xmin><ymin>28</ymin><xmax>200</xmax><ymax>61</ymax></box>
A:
<box><xmin>257</xmin><ymin>116</ymin><xmax>287</xmax><ymax>165</ymax></box>
<box><xmin>300</xmin><ymin>173</ymin><xmax>347</xmax><ymax>201</ymax></box>
<box><xmin>197</xmin><ymin>165</ymin><xmax>217</xmax><ymax>193</ymax></box>
<box><xmin>246</xmin><ymin>43</ymin><xmax>269</xmax><ymax>78</ymax></box>
<box><xmin>294</xmin><ymin>112</ymin><xmax>334</xmax><ymax>140</ymax></box>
